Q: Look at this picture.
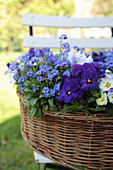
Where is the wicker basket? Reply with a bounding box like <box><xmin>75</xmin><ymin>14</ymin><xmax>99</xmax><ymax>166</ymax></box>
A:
<box><xmin>18</xmin><ymin>91</ymin><xmax>113</xmax><ymax>170</ymax></box>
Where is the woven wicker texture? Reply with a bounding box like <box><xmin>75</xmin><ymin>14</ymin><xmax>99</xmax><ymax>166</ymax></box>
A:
<box><xmin>18</xmin><ymin>91</ymin><xmax>113</xmax><ymax>170</ymax></box>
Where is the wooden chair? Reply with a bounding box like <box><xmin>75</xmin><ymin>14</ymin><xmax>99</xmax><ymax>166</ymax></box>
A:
<box><xmin>22</xmin><ymin>13</ymin><xmax>113</xmax><ymax>170</ymax></box>
<box><xmin>23</xmin><ymin>13</ymin><xmax>113</xmax><ymax>49</ymax></box>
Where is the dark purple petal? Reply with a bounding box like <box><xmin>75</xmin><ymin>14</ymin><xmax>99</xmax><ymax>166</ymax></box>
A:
<box><xmin>28</xmin><ymin>48</ymin><xmax>35</xmax><ymax>57</ymax></box>
<box><xmin>7</xmin><ymin>63</ymin><xmax>10</xmax><ymax>68</ymax></box>
<box><xmin>60</xmin><ymin>75</ymin><xmax>72</xmax><ymax>90</ymax></box>
<box><xmin>77</xmin><ymin>88</ymin><xmax>84</xmax><ymax>98</ymax></box>
<box><xmin>71</xmin><ymin>64</ymin><xmax>83</xmax><ymax>77</ymax></box>
<box><xmin>64</xmin><ymin>95</ymin><xmax>72</xmax><ymax>103</ymax></box>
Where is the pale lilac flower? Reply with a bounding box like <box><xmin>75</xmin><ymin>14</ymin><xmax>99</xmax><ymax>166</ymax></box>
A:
<box><xmin>96</xmin><ymin>92</ymin><xmax>108</xmax><ymax>105</ymax></box>
<box><xmin>108</xmin><ymin>88</ymin><xmax>113</xmax><ymax>104</ymax></box>
<box><xmin>67</xmin><ymin>49</ymin><xmax>93</xmax><ymax>65</ymax></box>
<box><xmin>99</xmin><ymin>75</ymin><xmax>113</xmax><ymax>92</ymax></box>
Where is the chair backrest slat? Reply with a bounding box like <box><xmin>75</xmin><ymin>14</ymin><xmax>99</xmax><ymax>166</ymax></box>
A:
<box><xmin>23</xmin><ymin>13</ymin><xmax>113</xmax><ymax>28</ymax></box>
<box><xmin>23</xmin><ymin>36</ymin><xmax>113</xmax><ymax>49</ymax></box>
<box><xmin>23</xmin><ymin>13</ymin><xmax>113</xmax><ymax>48</ymax></box>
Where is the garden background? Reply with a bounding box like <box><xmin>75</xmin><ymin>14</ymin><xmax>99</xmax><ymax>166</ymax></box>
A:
<box><xmin>0</xmin><ymin>0</ymin><xmax>113</xmax><ymax>169</ymax></box>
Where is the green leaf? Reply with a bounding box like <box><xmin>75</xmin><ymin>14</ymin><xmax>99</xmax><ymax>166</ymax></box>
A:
<box><xmin>32</xmin><ymin>67</ymin><xmax>36</xmax><ymax>73</ymax></box>
<box><xmin>29</xmin><ymin>107</ymin><xmax>37</xmax><ymax>119</ymax></box>
<box><xmin>39</xmin><ymin>94</ymin><xmax>44</xmax><ymax>99</ymax></box>
<box><xmin>24</xmin><ymin>88</ymin><xmax>33</xmax><ymax>93</ymax></box>
<box><xmin>55</xmin><ymin>110</ymin><xmax>63</xmax><ymax>115</ymax></box>
<box><xmin>30</xmin><ymin>98</ymin><xmax>38</xmax><ymax>105</ymax></box>
<box><xmin>37</xmin><ymin>108</ymin><xmax>41</xmax><ymax>118</ymax></box>
<box><xmin>86</xmin><ymin>112</ymin><xmax>88</xmax><ymax>117</ymax></box>
<box><xmin>23</xmin><ymin>80</ymin><xmax>32</xmax><ymax>87</ymax></box>
<box><xmin>40</xmin><ymin>98</ymin><xmax>47</xmax><ymax>105</ymax></box>
<box><xmin>87</xmin><ymin>97</ymin><xmax>95</xmax><ymax>104</ymax></box>
<box><xmin>24</xmin><ymin>93</ymin><xmax>34</xmax><ymax>101</ymax></box>
<box><xmin>50</xmin><ymin>105</ymin><xmax>58</xmax><ymax>112</ymax></box>
<box><xmin>43</xmin><ymin>104</ymin><xmax>49</xmax><ymax>111</ymax></box>
<box><xmin>95</xmin><ymin>105</ymin><xmax>106</xmax><ymax>112</ymax></box>
<box><xmin>48</xmin><ymin>98</ymin><xmax>54</xmax><ymax>107</ymax></box>
<box><xmin>24</xmin><ymin>102</ymin><xmax>30</xmax><ymax>108</ymax></box>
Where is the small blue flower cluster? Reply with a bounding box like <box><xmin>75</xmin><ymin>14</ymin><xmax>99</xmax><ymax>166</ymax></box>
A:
<box><xmin>42</xmin><ymin>82</ymin><xmax>60</xmax><ymax>98</ymax></box>
<box><xmin>27</xmin><ymin>70</ymin><xmax>36</xmax><ymax>78</ymax></box>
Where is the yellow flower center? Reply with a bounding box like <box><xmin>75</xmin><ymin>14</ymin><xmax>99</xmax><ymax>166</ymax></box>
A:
<box><xmin>68</xmin><ymin>91</ymin><xmax>71</xmax><ymax>95</ymax></box>
<box><xmin>106</xmin><ymin>83</ymin><xmax>110</xmax><ymax>88</ymax></box>
<box><xmin>101</xmin><ymin>98</ymin><xmax>104</xmax><ymax>102</ymax></box>
<box><xmin>87</xmin><ymin>79</ymin><xmax>91</xmax><ymax>83</ymax></box>
<box><xmin>75</xmin><ymin>60</ymin><xmax>77</xmax><ymax>63</ymax></box>
<box><xmin>57</xmin><ymin>92</ymin><xmax>60</xmax><ymax>96</ymax></box>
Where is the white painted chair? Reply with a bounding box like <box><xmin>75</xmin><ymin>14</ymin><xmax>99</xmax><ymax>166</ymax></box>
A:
<box><xmin>23</xmin><ymin>13</ymin><xmax>113</xmax><ymax>49</ymax></box>
<box><xmin>22</xmin><ymin>13</ymin><xmax>113</xmax><ymax>170</ymax></box>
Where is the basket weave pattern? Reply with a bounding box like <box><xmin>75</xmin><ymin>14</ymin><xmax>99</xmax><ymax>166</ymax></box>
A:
<box><xmin>18</xmin><ymin>91</ymin><xmax>113</xmax><ymax>170</ymax></box>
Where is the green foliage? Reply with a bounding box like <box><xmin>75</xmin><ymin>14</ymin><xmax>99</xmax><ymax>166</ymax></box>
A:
<box><xmin>0</xmin><ymin>0</ymin><xmax>74</xmax><ymax>52</ymax></box>
<box><xmin>92</xmin><ymin>0</ymin><xmax>113</xmax><ymax>16</ymax></box>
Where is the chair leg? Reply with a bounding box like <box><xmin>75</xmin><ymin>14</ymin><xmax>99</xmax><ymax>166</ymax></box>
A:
<box><xmin>42</xmin><ymin>163</ymin><xmax>47</xmax><ymax>170</ymax></box>
<box><xmin>37</xmin><ymin>163</ymin><xmax>40</xmax><ymax>170</ymax></box>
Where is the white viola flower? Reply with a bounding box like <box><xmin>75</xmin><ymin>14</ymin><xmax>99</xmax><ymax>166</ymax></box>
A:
<box><xmin>67</xmin><ymin>49</ymin><xmax>93</xmax><ymax>65</ymax></box>
<box><xmin>105</xmin><ymin>69</ymin><xmax>112</xmax><ymax>74</ymax></box>
<box><xmin>18</xmin><ymin>63</ymin><xmax>24</xmax><ymax>71</ymax></box>
<box><xmin>105</xmin><ymin>73</ymin><xmax>113</xmax><ymax>79</ymax></box>
<box><xmin>67</xmin><ymin>50</ymin><xmax>78</xmax><ymax>64</ymax></box>
<box><xmin>9</xmin><ymin>72</ymin><xmax>16</xmax><ymax>84</ymax></box>
<box><xmin>99</xmin><ymin>75</ymin><xmax>113</xmax><ymax>92</ymax></box>
<box><xmin>108</xmin><ymin>88</ymin><xmax>113</xmax><ymax>104</ymax></box>
<box><xmin>16</xmin><ymin>56</ymin><xmax>22</xmax><ymax>63</ymax></box>
<box><xmin>96</xmin><ymin>92</ymin><xmax>108</xmax><ymax>106</ymax></box>
<box><xmin>77</xmin><ymin>53</ymin><xmax>93</xmax><ymax>65</ymax></box>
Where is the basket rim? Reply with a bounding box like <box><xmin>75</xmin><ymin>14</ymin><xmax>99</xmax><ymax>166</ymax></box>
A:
<box><xmin>17</xmin><ymin>89</ymin><xmax>113</xmax><ymax>122</ymax></box>
<box><xmin>42</xmin><ymin>109</ymin><xmax>113</xmax><ymax>122</ymax></box>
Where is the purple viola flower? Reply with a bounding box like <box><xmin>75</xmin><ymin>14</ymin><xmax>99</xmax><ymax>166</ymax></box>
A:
<box><xmin>93</xmin><ymin>62</ymin><xmax>105</xmax><ymax>78</ymax></box>
<box><xmin>60</xmin><ymin>75</ymin><xmax>72</xmax><ymax>90</ymax></box>
<box><xmin>28</xmin><ymin>48</ymin><xmax>35</xmax><ymax>57</ymax></box>
<box><xmin>71</xmin><ymin>64</ymin><xmax>83</xmax><ymax>78</ymax></box>
<box><xmin>6</xmin><ymin>63</ymin><xmax>10</xmax><ymax>68</ymax></box>
<box><xmin>81</xmin><ymin>68</ymin><xmax>98</xmax><ymax>91</ymax></box>
<box><xmin>56</xmin><ymin>79</ymin><xmax>80</xmax><ymax>103</ymax></box>
<box><xmin>36</xmin><ymin>49</ymin><xmax>44</xmax><ymax>57</ymax></box>
<box><xmin>93</xmin><ymin>56</ymin><xmax>104</xmax><ymax>62</ymax></box>
<box><xmin>83</xmin><ymin>63</ymin><xmax>94</xmax><ymax>70</ymax></box>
